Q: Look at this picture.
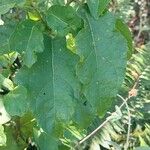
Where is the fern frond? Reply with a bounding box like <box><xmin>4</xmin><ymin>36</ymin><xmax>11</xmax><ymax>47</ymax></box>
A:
<box><xmin>82</xmin><ymin>44</ymin><xmax>150</xmax><ymax>150</ymax></box>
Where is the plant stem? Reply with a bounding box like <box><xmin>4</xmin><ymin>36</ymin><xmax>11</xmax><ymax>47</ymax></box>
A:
<box><xmin>76</xmin><ymin>95</ymin><xmax>130</xmax><ymax>148</ymax></box>
<box><xmin>78</xmin><ymin>117</ymin><xmax>112</xmax><ymax>146</ymax></box>
<box><xmin>117</xmin><ymin>94</ymin><xmax>131</xmax><ymax>150</ymax></box>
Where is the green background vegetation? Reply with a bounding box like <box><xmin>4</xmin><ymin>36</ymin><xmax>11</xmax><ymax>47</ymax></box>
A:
<box><xmin>0</xmin><ymin>0</ymin><xmax>150</xmax><ymax>149</ymax></box>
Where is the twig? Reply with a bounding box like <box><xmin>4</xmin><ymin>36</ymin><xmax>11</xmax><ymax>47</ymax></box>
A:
<box><xmin>76</xmin><ymin>95</ymin><xmax>131</xmax><ymax>148</ymax></box>
<box><xmin>136</xmin><ymin>13</ymin><xmax>143</xmax><ymax>40</ymax></box>
<box><xmin>77</xmin><ymin>116</ymin><xmax>112</xmax><ymax>146</ymax></box>
<box><xmin>117</xmin><ymin>94</ymin><xmax>131</xmax><ymax>150</ymax></box>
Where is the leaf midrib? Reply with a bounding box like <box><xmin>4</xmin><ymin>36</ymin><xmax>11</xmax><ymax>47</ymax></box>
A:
<box><xmin>83</xmin><ymin>14</ymin><xmax>119</xmax><ymax>92</ymax></box>
<box><xmin>85</xmin><ymin>13</ymin><xmax>98</xmax><ymax>70</ymax></box>
<box><xmin>51</xmin><ymin>40</ymin><xmax>57</xmax><ymax>126</ymax></box>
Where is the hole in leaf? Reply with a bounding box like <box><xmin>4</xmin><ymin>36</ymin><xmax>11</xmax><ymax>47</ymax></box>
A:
<box><xmin>0</xmin><ymin>112</ymin><xmax>2</xmax><ymax>116</ymax></box>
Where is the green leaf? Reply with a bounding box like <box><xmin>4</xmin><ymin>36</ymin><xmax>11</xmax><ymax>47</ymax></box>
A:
<box><xmin>15</xmin><ymin>36</ymin><xmax>80</xmax><ymax>133</ymax></box>
<box><xmin>0</xmin><ymin>126</ymin><xmax>24</xmax><ymax>150</ymax></box>
<box><xmin>99</xmin><ymin>0</ymin><xmax>110</xmax><ymax>15</ymax></box>
<box><xmin>0</xmin><ymin>0</ymin><xmax>25</xmax><ymax>15</ymax></box>
<box><xmin>0</xmin><ymin>1</ymin><xmax>14</xmax><ymax>16</ymax></box>
<box><xmin>87</xmin><ymin>0</ymin><xmax>99</xmax><ymax>19</ymax></box>
<box><xmin>46</xmin><ymin>5</ymin><xmax>82</xmax><ymax>36</ymax></box>
<box><xmin>0</xmin><ymin>74</ymin><xmax>14</xmax><ymax>91</ymax></box>
<box><xmin>19</xmin><ymin>112</ymin><xmax>36</xmax><ymax>138</ymax></box>
<box><xmin>10</xmin><ymin>20</ymin><xmax>44</xmax><ymax>68</ymax></box>
<box><xmin>75</xmin><ymin>12</ymin><xmax>127</xmax><ymax>116</ymax></box>
<box><xmin>0</xmin><ymin>22</ymin><xmax>16</xmax><ymax>54</ymax></box>
<box><xmin>0</xmin><ymin>125</ymin><xmax>6</xmax><ymax>146</ymax></box>
<box><xmin>116</xmin><ymin>19</ymin><xmax>133</xmax><ymax>59</ymax></box>
<box><xmin>87</xmin><ymin>0</ymin><xmax>111</xmax><ymax>18</ymax></box>
<box><xmin>36</xmin><ymin>132</ymin><xmax>58</xmax><ymax>150</ymax></box>
<box><xmin>3</xmin><ymin>86</ymin><xmax>28</xmax><ymax>116</ymax></box>
<box><xmin>66</xmin><ymin>33</ymin><xmax>76</xmax><ymax>53</ymax></box>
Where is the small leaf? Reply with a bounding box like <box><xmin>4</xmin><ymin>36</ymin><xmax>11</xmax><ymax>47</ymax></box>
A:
<box><xmin>0</xmin><ymin>0</ymin><xmax>25</xmax><ymax>15</ymax></box>
<box><xmin>87</xmin><ymin>0</ymin><xmax>99</xmax><ymax>19</ymax></box>
<box><xmin>46</xmin><ymin>5</ymin><xmax>82</xmax><ymax>36</ymax></box>
<box><xmin>0</xmin><ymin>74</ymin><xmax>14</xmax><ymax>91</ymax></box>
<box><xmin>10</xmin><ymin>20</ymin><xmax>44</xmax><ymax>67</ymax></box>
<box><xmin>0</xmin><ymin>1</ymin><xmax>14</xmax><ymax>16</ymax></box>
<box><xmin>66</xmin><ymin>33</ymin><xmax>76</xmax><ymax>53</ymax></box>
<box><xmin>106</xmin><ymin>141</ymin><xmax>121</xmax><ymax>150</ymax></box>
<box><xmin>139</xmin><ymin>136</ymin><xmax>149</xmax><ymax>147</ymax></box>
<box><xmin>28</xmin><ymin>11</ymin><xmax>41</xmax><ymax>21</ymax></box>
<box><xmin>3</xmin><ymin>86</ymin><xmax>28</xmax><ymax>116</ymax></box>
<box><xmin>99</xmin><ymin>0</ymin><xmax>110</xmax><ymax>15</ymax></box>
<box><xmin>87</xmin><ymin>0</ymin><xmax>110</xmax><ymax>18</ymax></box>
<box><xmin>0</xmin><ymin>22</ymin><xmax>16</xmax><ymax>54</ymax></box>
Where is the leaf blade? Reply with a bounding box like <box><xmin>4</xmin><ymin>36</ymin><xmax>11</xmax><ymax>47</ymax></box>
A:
<box><xmin>76</xmin><ymin>12</ymin><xmax>127</xmax><ymax>116</ymax></box>
<box><xmin>3</xmin><ymin>86</ymin><xmax>28</xmax><ymax>116</ymax></box>
<box><xmin>46</xmin><ymin>5</ymin><xmax>82</xmax><ymax>36</ymax></box>
<box><xmin>0</xmin><ymin>22</ymin><xmax>16</xmax><ymax>54</ymax></box>
<box><xmin>99</xmin><ymin>0</ymin><xmax>110</xmax><ymax>15</ymax></box>
<box><xmin>15</xmin><ymin>36</ymin><xmax>80</xmax><ymax>133</ymax></box>
<box><xmin>10</xmin><ymin>20</ymin><xmax>44</xmax><ymax>67</ymax></box>
<box><xmin>116</xmin><ymin>19</ymin><xmax>133</xmax><ymax>59</ymax></box>
<box><xmin>87</xmin><ymin>0</ymin><xmax>99</xmax><ymax>19</ymax></box>
<box><xmin>0</xmin><ymin>0</ymin><xmax>25</xmax><ymax>15</ymax></box>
